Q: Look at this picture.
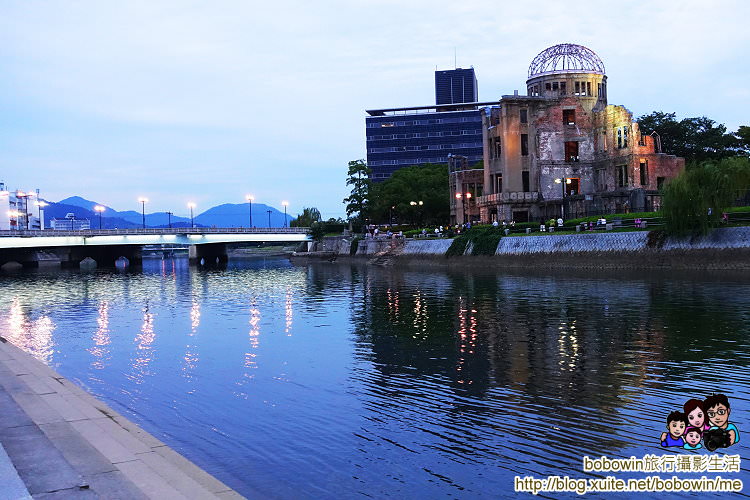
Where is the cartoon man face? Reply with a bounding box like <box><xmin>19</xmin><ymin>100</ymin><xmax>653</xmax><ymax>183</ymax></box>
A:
<box><xmin>668</xmin><ymin>419</ymin><xmax>686</xmax><ymax>439</ymax></box>
<box><xmin>707</xmin><ymin>403</ymin><xmax>730</xmax><ymax>428</ymax></box>
<box><xmin>684</xmin><ymin>429</ymin><xmax>701</xmax><ymax>446</ymax></box>
<box><xmin>687</xmin><ymin>407</ymin><xmax>705</xmax><ymax>428</ymax></box>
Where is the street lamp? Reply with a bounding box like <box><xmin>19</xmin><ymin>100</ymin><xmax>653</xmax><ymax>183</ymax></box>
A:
<box><xmin>267</xmin><ymin>209</ymin><xmax>272</xmax><ymax>228</ymax></box>
<box><xmin>282</xmin><ymin>201</ymin><xmax>289</xmax><ymax>228</ymax></box>
<box><xmin>245</xmin><ymin>195</ymin><xmax>254</xmax><ymax>228</ymax></box>
<box><xmin>554</xmin><ymin>178</ymin><xmax>572</xmax><ymax>219</ymax></box>
<box><xmin>409</xmin><ymin>200</ymin><xmax>423</xmax><ymax>226</ymax></box>
<box><xmin>36</xmin><ymin>201</ymin><xmax>48</xmax><ymax>230</ymax></box>
<box><xmin>94</xmin><ymin>205</ymin><xmax>105</xmax><ymax>229</ymax></box>
<box><xmin>138</xmin><ymin>197</ymin><xmax>148</xmax><ymax>228</ymax></box>
<box><xmin>187</xmin><ymin>202</ymin><xmax>196</xmax><ymax>228</ymax></box>
<box><xmin>166</xmin><ymin>211</ymin><xmax>173</xmax><ymax>229</ymax></box>
<box><xmin>455</xmin><ymin>192</ymin><xmax>471</xmax><ymax>224</ymax></box>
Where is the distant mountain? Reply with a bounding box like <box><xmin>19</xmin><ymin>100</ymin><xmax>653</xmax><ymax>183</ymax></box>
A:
<box><xmin>195</xmin><ymin>203</ymin><xmax>292</xmax><ymax>228</ymax></box>
<box><xmin>50</xmin><ymin>197</ymin><xmax>293</xmax><ymax>229</ymax></box>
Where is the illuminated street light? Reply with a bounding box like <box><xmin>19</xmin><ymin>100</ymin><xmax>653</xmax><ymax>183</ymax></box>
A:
<box><xmin>554</xmin><ymin>178</ymin><xmax>571</xmax><ymax>219</ymax></box>
<box><xmin>138</xmin><ymin>197</ymin><xmax>148</xmax><ymax>228</ymax></box>
<box><xmin>187</xmin><ymin>202</ymin><xmax>196</xmax><ymax>228</ymax></box>
<box><xmin>36</xmin><ymin>200</ymin><xmax>48</xmax><ymax>230</ymax></box>
<box><xmin>282</xmin><ymin>201</ymin><xmax>289</xmax><ymax>228</ymax></box>
<box><xmin>245</xmin><ymin>195</ymin><xmax>254</xmax><ymax>228</ymax></box>
<box><xmin>94</xmin><ymin>205</ymin><xmax>105</xmax><ymax>229</ymax></box>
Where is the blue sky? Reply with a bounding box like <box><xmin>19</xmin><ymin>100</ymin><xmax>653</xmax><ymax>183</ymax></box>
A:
<box><xmin>1</xmin><ymin>0</ymin><xmax>748</xmax><ymax>219</ymax></box>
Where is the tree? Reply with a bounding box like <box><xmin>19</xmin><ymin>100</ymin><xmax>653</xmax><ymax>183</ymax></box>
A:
<box><xmin>735</xmin><ymin>126</ymin><xmax>750</xmax><ymax>156</ymax></box>
<box><xmin>343</xmin><ymin>159</ymin><xmax>371</xmax><ymax>224</ymax></box>
<box><xmin>637</xmin><ymin>112</ymin><xmax>741</xmax><ymax>163</ymax></box>
<box><xmin>662</xmin><ymin>157</ymin><xmax>750</xmax><ymax>236</ymax></box>
<box><xmin>368</xmin><ymin>163</ymin><xmax>449</xmax><ymax>226</ymax></box>
<box><xmin>290</xmin><ymin>207</ymin><xmax>321</xmax><ymax>228</ymax></box>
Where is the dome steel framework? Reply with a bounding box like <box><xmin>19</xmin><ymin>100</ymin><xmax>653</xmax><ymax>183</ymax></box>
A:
<box><xmin>528</xmin><ymin>43</ymin><xmax>605</xmax><ymax>79</ymax></box>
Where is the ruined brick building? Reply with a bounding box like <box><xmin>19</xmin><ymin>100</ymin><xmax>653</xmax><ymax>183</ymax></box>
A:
<box><xmin>471</xmin><ymin>43</ymin><xmax>684</xmax><ymax>223</ymax></box>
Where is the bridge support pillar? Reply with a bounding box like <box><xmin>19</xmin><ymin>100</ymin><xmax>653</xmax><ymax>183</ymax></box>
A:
<box><xmin>189</xmin><ymin>244</ymin><xmax>228</xmax><ymax>266</ymax></box>
<box><xmin>57</xmin><ymin>245</ymin><xmax>143</xmax><ymax>268</ymax></box>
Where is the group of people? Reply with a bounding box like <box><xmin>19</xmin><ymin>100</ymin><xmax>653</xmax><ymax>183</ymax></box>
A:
<box><xmin>660</xmin><ymin>394</ymin><xmax>740</xmax><ymax>450</ymax></box>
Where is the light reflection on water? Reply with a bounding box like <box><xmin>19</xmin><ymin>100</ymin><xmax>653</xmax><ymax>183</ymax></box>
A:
<box><xmin>0</xmin><ymin>258</ymin><xmax>749</xmax><ymax>498</ymax></box>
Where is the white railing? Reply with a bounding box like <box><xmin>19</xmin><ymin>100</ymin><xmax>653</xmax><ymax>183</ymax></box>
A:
<box><xmin>0</xmin><ymin>227</ymin><xmax>310</xmax><ymax>238</ymax></box>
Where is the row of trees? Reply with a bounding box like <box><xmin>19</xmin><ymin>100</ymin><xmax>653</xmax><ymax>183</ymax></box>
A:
<box><xmin>344</xmin><ymin>159</ymin><xmax>450</xmax><ymax>227</ymax></box>
<box><xmin>637</xmin><ymin>112</ymin><xmax>749</xmax><ymax>163</ymax></box>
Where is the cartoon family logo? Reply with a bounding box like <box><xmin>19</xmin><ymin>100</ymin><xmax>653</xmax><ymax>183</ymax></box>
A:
<box><xmin>659</xmin><ymin>394</ymin><xmax>740</xmax><ymax>452</ymax></box>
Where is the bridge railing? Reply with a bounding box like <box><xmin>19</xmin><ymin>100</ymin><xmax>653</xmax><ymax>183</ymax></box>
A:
<box><xmin>0</xmin><ymin>227</ymin><xmax>310</xmax><ymax>237</ymax></box>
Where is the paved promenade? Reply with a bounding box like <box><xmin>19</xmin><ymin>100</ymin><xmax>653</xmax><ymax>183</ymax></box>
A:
<box><xmin>0</xmin><ymin>336</ymin><xmax>244</xmax><ymax>499</ymax></box>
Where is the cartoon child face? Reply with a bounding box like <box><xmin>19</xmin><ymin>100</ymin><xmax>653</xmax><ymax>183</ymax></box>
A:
<box><xmin>687</xmin><ymin>407</ymin><xmax>705</xmax><ymax>428</ymax></box>
<box><xmin>685</xmin><ymin>429</ymin><xmax>701</xmax><ymax>446</ymax></box>
<box><xmin>668</xmin><ymin>420</ymin><xmax>686</xmax><ymax>438</ymax></box>
<box><xmin>707</xmin><ymin>404</ymin><xmax>730</xmax><ymax>427</ymax></box>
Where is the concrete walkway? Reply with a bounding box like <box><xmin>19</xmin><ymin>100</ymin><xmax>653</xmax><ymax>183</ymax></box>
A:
<box><xmin>0</xmin><ymin>337</ymin><xmax>244</xmax><ymax>499</ymax></box>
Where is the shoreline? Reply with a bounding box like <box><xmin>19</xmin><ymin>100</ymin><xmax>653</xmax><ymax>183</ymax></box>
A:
<box><xmin>292</xmin><ymin>226</ymin><xmax>750</xmax><ymax>270</ymax></box>
<box><xmin>0</xmin><ymin>337</ymin><xmax>244</xmax><ymax>499</ymax></box>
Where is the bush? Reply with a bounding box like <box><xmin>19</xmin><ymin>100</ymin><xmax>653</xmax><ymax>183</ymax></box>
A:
<box><xmin>663</xmin><ymin>157</ymin><xmax>750</xmax><ymax>236</ymax></box>
<box><xmin>446</xmin><ymin>234</ymin><xmax>470</xmax><ymax>257</ymax></box>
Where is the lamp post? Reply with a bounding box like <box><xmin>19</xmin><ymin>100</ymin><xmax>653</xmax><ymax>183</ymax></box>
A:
<box><xmin>166</xmin><ymin>211</ymin><xmax>173</xmax><ymax>229</ymax></box>
<box><xmin>267</xmin><ymin>209</ymin><xmax>272</xmax><ymax>228</ymax></box>
<box><xmin>138</xmin><ymin>197</ymin><xmax>148</xmax><ymax>228</ymax></box>
<box><xmin>94</xmin><ymin>205</ymin><xmax>105</xmax><ymax>229</ymax></box>
<box><xmin>455</xmin><ymin>192</ymin><xmax>471</xmax><ymax>224</ymax></box>
<box><xmin>36</xmin><ymin>201</ymin><xmax>48</xmax><ymax>230</ymax></box>
<box><xmin>554</xmin><ymin>178</ymin><xmax>571</xmax><ymax>220</ymax></box>
<box><xmin>282</xmin><ymin>201</ymin><xmax>289</xmax><ymax>228</ymax></box>
<box><xmin>245</xmin><ymin>195</ymin><xmax>254</xmax><ymax>228</ymax></box>
<box><xmin>409</xmin><ymin>200</ymin><xmax>423</xmax><ymax>226</ymax></box>
<box><xmin>187</xmin><ymin>202</ymin><xmax>196</xmax><ymax>228</ymax></box>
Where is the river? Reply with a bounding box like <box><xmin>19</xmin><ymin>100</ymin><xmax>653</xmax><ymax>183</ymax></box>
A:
<box><xmin>1</xmin><ymin>257</ymin><xmax>748</xmax><ymax>498</ymax></box>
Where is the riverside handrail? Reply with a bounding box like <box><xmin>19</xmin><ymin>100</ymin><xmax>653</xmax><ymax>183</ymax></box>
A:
<box><xmin>0</xmin><ymin>227</ymin><xmax>310</xmax><ymax>237</ymax></box>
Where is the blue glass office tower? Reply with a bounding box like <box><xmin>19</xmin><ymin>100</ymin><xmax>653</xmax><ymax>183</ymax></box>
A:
<box><xmin>366</xmin><ymin>103</ymin><xmax>491</xmax><ymax>181</ymax></box>
<box><xmin>365</xmin><ymin>67</ymin><xmax>490</xmax><ymax>181</ymax></box>
<box><xmin>435</xmin><ymin>68</ymin><xmax>478</xmax><ymax>105</ymax></box>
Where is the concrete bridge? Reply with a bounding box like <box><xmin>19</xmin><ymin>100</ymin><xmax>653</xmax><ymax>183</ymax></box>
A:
<box><xmin>0</xmin><ymin>227</ymin><xmax>311</xmax><ymax>268</ymax></box>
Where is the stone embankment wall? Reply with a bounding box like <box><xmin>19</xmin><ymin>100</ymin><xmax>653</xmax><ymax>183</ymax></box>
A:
<box><xmin>298</xmin><ymin>227</ymin><xmax>750</xmax><ymax>269</ymax></box>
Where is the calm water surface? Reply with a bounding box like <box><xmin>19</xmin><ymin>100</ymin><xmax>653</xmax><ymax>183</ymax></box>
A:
<box><xmin>1</xmin><ymin>258</ymin><xmax>749</xmax><ymax>498</ymax></box>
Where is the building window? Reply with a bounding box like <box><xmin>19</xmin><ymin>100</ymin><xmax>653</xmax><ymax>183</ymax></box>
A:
<box><xmin>602</xmin><ymin>130</ymin><xmax>607</xmax><ymax>151</ymax></box>
<box><xmin>564</xmin><ymin>141</ymin><xmax>579</xmax><ymax>162</ymax></box>
<box><xmin>491</xmin><ymin>138</ymin><xmax>502</xmax><ymax>159</ymax></box>
<box><xmin>640</xmin><ymin>159</ymin><xmax>649</xmax><ymax>186</ymax></box>
<box><xmin>545</xmin><ymin>82</ymin><xmax>551</xmax><ymax>91</ymax></box>
<box><xmin>597</xmin><ymin>83</ymin><xmax>602</xmax><ymax>97</ymax></box>
<box><xmin>623</xmin><ymin>126</ymin><xmax>628</xmax><ymax>148</ymax></box>
<box><xmin>560</xmin><ymin>82</ymin><xmax>566</xmax><ymax>95</ymax></box>
<box><xmin>563</xmin><ymin>109</ymin><xmax>576</xmax><ymax>125</ymax></box>
<box><xmin>495</xmin><ymin>173</ymin><xmax>503</xmax><ymax>193</ymax></box>
<box><xmin>617</xmin><ymin>128</ymin><xmax>622</xmax><ymax>148</ymax></box>
<box><xmin>381</xmin><ymin>122</ymin><xmax>394</xmax><ymax>127</ymax></box>
<box><xmin>574</xmin><ymin>81</ymin><xmax>580</xmax><ymax>95</ymax></box>
<box><xmin>520</xmin><ymin>134</ymin><xmax>528</xmax><ymax>156</ymax></box>
<box><xmin>617</xmin><ymin>165</ymin><xmax>628</xmax><ymax>188</ymax></box>
<box><xmin>520</xmin><ymin>109</ymin><xmax>527</xmax><ymax>124</ymax></box>
<box><xmin>522</xmin><ymin>171</ymin><xmax>530</xmax><ymax>192</ymax></box>
<box><xmin>657</xmin><ymin>177</ymin><xmax>666</xmax><ymax>190</ymax></box>
<box><xmin>552</xmin><ymin>82</ymin><xmax>559</xmax><ymax>91</ymax></box>
<box><xmin>586</xmin><ymin>82</ymin><xmax>592</xmax><ymax>96</ymax></box>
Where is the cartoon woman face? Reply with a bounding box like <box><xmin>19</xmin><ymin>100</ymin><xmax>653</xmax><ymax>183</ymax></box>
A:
<box><xmin>687</xmin><ymin>407</ymin><xmax>705</xmax><ymax>428</ymax></box>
